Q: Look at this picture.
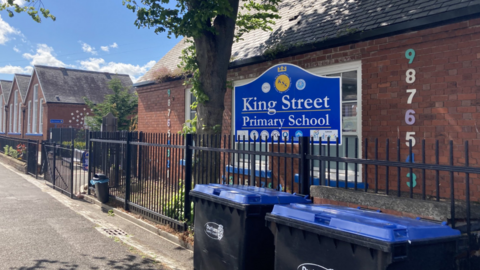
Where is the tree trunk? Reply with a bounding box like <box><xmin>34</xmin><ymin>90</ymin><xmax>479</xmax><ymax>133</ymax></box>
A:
<box><xmin>193</xmin><ymin>0</ymin><xmax>239</xmax><ymax>184</ymax></box>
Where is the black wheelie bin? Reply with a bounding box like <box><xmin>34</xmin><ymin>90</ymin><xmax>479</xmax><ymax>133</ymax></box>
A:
<box><xmin>190</xmin><ymin>184</ymin><xmax>311</xmax><ymax>270</ymax></box>
<box><xmin>266</xmin><ymin>204</ymin><xmax>461</xmax><ymax>270</ymax></box>
<box><xmin>90</xmin><ymin>173</ymin><xmax>109</xmax><ymax>203</ymax></box>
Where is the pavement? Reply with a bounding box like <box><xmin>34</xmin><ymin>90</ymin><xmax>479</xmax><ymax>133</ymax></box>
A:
<box><xmin>0</xmin><ymin>162</ymin><xmax>193</xmax><ymax>270</ymax></box>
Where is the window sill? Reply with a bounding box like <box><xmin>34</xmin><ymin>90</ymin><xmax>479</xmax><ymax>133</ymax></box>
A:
<box><xmin>225</xmin><ymin>165</ymin><xmax>272</xmax><ymax>178</ymax></box>
<box><xmin>7</xmin><ymin>133</ymin><xmax>21</xmax><ymax>135</ymax></box>
<box><xmin>294</xmin><ymin>173</ymin><xmax>367</xmax><ymax>189</ymax></box>
<box><xmin>25</xmin><ymin>133</ymin><xmax>43</xmax><ymax>136</ymax></box>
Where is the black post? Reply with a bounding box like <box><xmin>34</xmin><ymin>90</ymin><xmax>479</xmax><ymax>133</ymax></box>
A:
<box><xmin>124</xmin><ymin>132</ymin><xmax>131</xmax><ymax>211</ymax></box>
<box><xmin>137</xmin><ymin>132</ymin><xmax>143</xmax><ymax>182</ymax></box>
<box><xmin>70</xmin><ymin>142</ymin><xmax>74</xmax><ymax>198</ymax></box>
<box><xmin>52</xmin><ymin>142</ymin><xmax>56</xmax><ymax>189</ymax></box>
<box><xmin>184</xmin><ymin>134</ymin><xmax>193</xmax><ymax>222</ymax></box>
<box><xmin>35</xmin><ymin>140</ymin><xmax>39</xmax><ymax>179</ymax></box>
<box><xmin>114</xmin><ymin>132</ymin><xmax>120</xmax><ymax>188</ymax></box>
<box><xmin>71</xmin><ymin>127</ymin><xmax>74</xmax><ymax>145</ymax></box>
<box><xmin>300</xmin><ymin>136</ymin><xmax>310</xmax><ymax>196</ymax></box>
<box><xmin>87</xmin><ymin>132</ymin><xmax>92</xmax><ymax>195</ymax></box>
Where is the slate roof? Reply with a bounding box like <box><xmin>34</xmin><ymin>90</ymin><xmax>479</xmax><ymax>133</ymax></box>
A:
<box><xmin>14</xmin><ymin>74</ymin><xmax>31</xmax><ymax>101</ymax></box>
<box><xmin>34</xmin><ymin>66</ymin><xmax>134</xmax><ymax>104</ymax></box>
<box><xmin>0</xmin><ymin>80</ymin><xmax>12</xmax><ymax>102</ymax></box>
<box><xmin>136</xmin><ymin>0</ymin><xmax>480</xmax><ymax>84</ymax></box>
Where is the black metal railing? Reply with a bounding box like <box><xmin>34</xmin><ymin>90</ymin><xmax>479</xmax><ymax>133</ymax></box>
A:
<box><xmin>38</xmin><ymin>131</ymin><xmax>479</xmax><ymax>264</ymax></box>
<box><xmin>88</xmin><ymin>131</ymin><xmax>189</xmax><ymax>230</ymax></box>
<box><xmin>0</xmin><ymin>135</ymin><xmax>30</xmax><ymax>162</ymax></box>
<box><xmin>42</xmin><ymin>141</ymin><xmax>89</xmax><ymax>197</ymax></box>
<box><xmin>49</xmin><ymin>128</ymin><xmax>89</xmax><ymax>150</ymax></box>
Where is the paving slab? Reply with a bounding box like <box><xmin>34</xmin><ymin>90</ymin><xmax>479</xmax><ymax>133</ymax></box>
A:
<box><xmin>0</xmin><ymin>162</ymin><xmax>193</xmax><ymax>270</ymax></box>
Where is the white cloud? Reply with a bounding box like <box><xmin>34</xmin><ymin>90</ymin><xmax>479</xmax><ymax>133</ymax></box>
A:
<box><xmin>0</xmin><ymin>0</ymin><xmax>26</xmax><ymax>5</ymax></box>
<box><xmin>100</xmin><ymin>42</ymin><xmax>118</xmax><ymax>52</ymax></box>
<box><xmin>79</xmin><ymin>58</ymin><xmax>156</xmax><ymax>82</ymax></box>
<box><xmin>13</xmin><ymin>46</ymin><xmax>20</xmax><ymax>53</ymax></box>
<box><xmin>0</xmin><ymin>15</ymin><xmax>21</xmax><ymax>45</ymax></box>
<box><xmin>81</xmin><ymin>42</ymin><xmax>97</xmax><ymax>55</ymax></box>
<box><xmin>23</xmin><ymin>44</ymin><xmax>70</xmax><ymax>67</ymax></box>
<box><xmin>0</xmin><ymin>65</ymin><xmax>32</xmax><ymax>74</ymax></box>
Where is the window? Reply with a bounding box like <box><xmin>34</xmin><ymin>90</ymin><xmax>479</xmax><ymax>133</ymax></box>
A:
<box><xmin>185</xmin><ymin>89</ymin><xmax>197</xmax><ymax>123</ymax></box>
<box><xmin>9</xmin><ymin>104</ymin><xmax>12</xmax><ymax>133</ymax></box>
<box><xmin>27</xmin><ymin>101</ymin><xmax>31</xmax><ymax>133</ymax></box>
<box><xmin>18</xmin><ymin>101</ymin><xmax>21</xmax><ymax>133</ymax></box>
<box><xmin>308</xmin><ymin>62</ymin><xmax>362</xmax><ymax>182</ymax></box>
<box><xmin>39</xmin><ymin>99</ymin><xmax>43</xmax><ymax>134</ymax></box>
<box><xmin>2</xmin><ymin>101</ymin><xmax>5</xmax><ymax>133</ymax></box>
<box><xmin>13</xmin><ymin>91</ymin><xmax>17</xmax><ymax>133</ymax></box>
<box><xmin>32</xmin><ymin>85</ymin><xmax>38</xmax><ymax>133</ymax></box>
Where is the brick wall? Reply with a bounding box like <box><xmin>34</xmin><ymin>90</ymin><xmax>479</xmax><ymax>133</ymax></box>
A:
<box><xmin>6</xmin><ymin>79</ymin><xmax>23</xmax><ymax>138</ymax></box>
<box><xmin>137</xmin><ymin>79</ymin><xmax>186</xmax><ymax>133</ymax></box>
<box><xmin>22</xmin><ymin>72</ymin><xmax>46</xmax><ymax>141</ymax></box>
<box><xmin>137</xmin><ymin>18</ymin><xmax>480</xmax><ymax>202</ymax></box>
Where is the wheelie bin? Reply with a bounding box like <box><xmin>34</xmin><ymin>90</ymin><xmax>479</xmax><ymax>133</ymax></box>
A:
<box><xmin>190</xmin><ymin>184</ymin><xmax>311</xmax><ymax>270</ymax></box>
<box><xmin>90</xmin><ymin>173</ymin><xmax>109</xmax><ymax>203</ymax></box>
<box><xmin>266</xmin><ymin>204</ymin><xmax>461</xmax><ymax>270</ymax></box>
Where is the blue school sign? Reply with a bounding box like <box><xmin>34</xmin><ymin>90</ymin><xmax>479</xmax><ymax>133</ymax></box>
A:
<box><xmin>234</xmin><ymin>64</ymin><xmax>342</xmax><ymax>144</ymax></box>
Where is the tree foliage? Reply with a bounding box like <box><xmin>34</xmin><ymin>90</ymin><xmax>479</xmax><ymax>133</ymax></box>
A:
<box><xmin>0</xmin><ymin>0</ymin><xmax>55</xmax><ymax>22</ymax></box>
<box><xmin>84</xmin><ymin>78</ymin><xmax>138</xmax><ymax>131</ymax></box>
<box><xmin>123</xmin><ymin>0</ymin><xmax>281</xmax><ymax>134</ymax></box>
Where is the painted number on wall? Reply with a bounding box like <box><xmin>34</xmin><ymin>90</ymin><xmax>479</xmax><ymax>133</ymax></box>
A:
<box><xmin>405</xmin><ymin>49</ymin><xmax>416</xmax><ymax>147</ymax></box>
<box><xmin>405</xmin><ymin>48</ymin><xmax>417</xmax><ymax>187</ymax></box>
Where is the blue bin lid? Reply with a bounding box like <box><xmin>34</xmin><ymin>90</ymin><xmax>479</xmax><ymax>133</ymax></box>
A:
<box><xmin>270</xmin><ymin>204</ymin><xmax>460</xmax><ymax>243</ymax></box>
<box><xmin>192</xmin><ymin>184</ymin><xmax>311</xmax><ymax>205</ymax></box>
<box><xmin>90</xmin><ymin>179</ymin><xmax>109</xmax><ymax>185</ymax></box>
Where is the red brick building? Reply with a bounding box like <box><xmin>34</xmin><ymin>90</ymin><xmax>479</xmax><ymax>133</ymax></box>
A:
<box><xmin>1</xmin><ymin>66</ymin><xmax>133</xmax><ymax>141</ymax></box>
<box><xmin>134</xmin><ymin>1</ymin><xmax>480</xmax><ymax>211</ymax></box>
<box><xmin>5</xmin><ymin>74</ymin><xmax>31</xmax><ymax>139</ymax></box>
<box><xmin>0</xmin><ymin>80</ymin><xmax>12</xmax><ymax>135</ymax></box>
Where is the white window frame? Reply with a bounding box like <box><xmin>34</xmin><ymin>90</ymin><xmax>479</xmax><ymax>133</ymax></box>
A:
<box><xmin>18</xmin><ymin>101</ymin><xmax>21</xmax><ymax>134</ymax></box>
<box><xmin>32</xmin><ymin>85</ymin><xmax>38</xmax><ymax>134</ymax></box>
<box><xmin>27</xmin><ymin>101</ymin><xmax>31</xmax><ymax>133</ymax></box>
<box><xmin>13</xmin><ymin>90</ymin><xmax>18</xmax><ymax>133</ymax></box>
<box><xmin>231</xmin><ymin>61</ymin><xmax>363</xmax><ymax>182</ymax></box>
<box><xmin>9</xmin><ymin>104</ymin><xmax>12</xmax><ymax>133</ymax></box>
<box><xmin>38</xmin><ymin>98</ymin><xmax>43</xmax><ymax>134</ymax></box>
<box><xmin>184</xmin><ymin>88</ymin><xmax>196</xmax><ymax>123</ymax></box>
<box><xmin>2</xmin><ymin>101</ymin><xmax>7</xmax><ymax>133</ymax></box>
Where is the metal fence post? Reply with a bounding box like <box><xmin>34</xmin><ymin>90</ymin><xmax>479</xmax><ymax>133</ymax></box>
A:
<box><xmin>300</xmin><ymin>136</ymin><xmax>310</xmax><ymax>196</ymax></box>
<box><xmin>26</xmin><ymin>139</ymin><xmax>30</xmax><ymax>173</ymax></box>
<box><xmin>70</xmin><ymin>142</ymin><xmax>74</xmax><ymax>198</ymax></box>
<box><xmin>52</xmin><ymin>142</ymin><xmax>56</xmax><ymax>190</ymax></box>
<box><xmin>124</xmin><ymin>132</ymin><xmax>131</xmax><ymax>211</ymax></box>
<box><xmin>184</xmin><ymin>134</ymin><xmax>193</xmax><ymax>222</ymax></box>
<box><xmin>35</xmin><ymin>140</ymin><xmax>39</xmax><ymax>179</ymax></box>
<box><xmin>137</xmin><ymin>132</ymin><xmax>143</xmax><ymax>182</ymax></box>
<box><xmin>88</xmin><ymin>132</ymin><xmax>92</xmax><ymax>196</ymax></box>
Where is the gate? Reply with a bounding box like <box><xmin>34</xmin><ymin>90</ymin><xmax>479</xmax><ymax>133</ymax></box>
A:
<box><xmin>43</xmin><ymin>142</ymin><xmax>90</xmax><ymax>198</ymax></box>
<box><xmin>26</xmin><ymin>140</ymin><xmax>38</xmax><ymax>178</ymax></box>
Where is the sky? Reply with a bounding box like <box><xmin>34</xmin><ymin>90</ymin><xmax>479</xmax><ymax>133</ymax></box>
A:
<box><xmin>0</xmin><ymin>0</ymin><xmax>181</xmax><ymax>82</ymax></box>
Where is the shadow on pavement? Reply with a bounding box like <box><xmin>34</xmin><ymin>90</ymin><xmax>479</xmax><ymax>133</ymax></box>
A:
<box><xmin>11</xmin><ymin>253</ymin><xmax>166</xmax><ymax>270</ymax></box>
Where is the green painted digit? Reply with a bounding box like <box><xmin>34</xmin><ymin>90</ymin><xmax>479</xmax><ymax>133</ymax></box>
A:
<box><xmin>405</xmin><ymin>49</ymin><xmax>415</xmax><ymax>64</ymax></box>
<box><xmin>406</xmin><ymin>172</ymin><xmax>417</xmax><ymax>188</ymax></box>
